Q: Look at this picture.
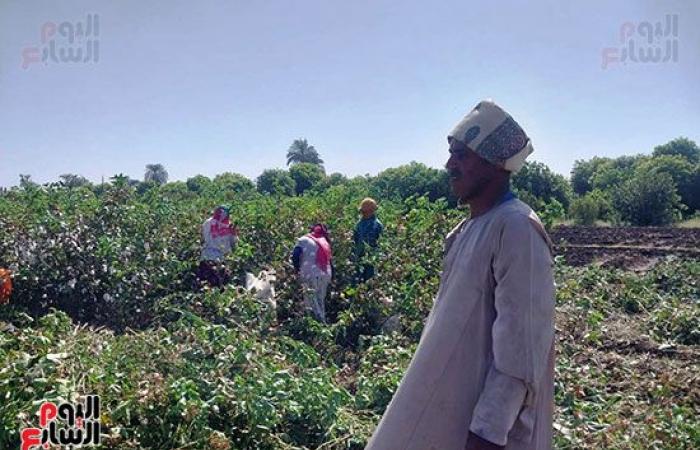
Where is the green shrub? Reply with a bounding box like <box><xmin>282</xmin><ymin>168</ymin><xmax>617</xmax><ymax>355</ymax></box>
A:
<box><xmin>613</xmin><ymin>171</ymin><xmax>682</xmax><ymax>226</ymax></box>
<box><xmin>512</xmin><ymin>161</ymin><xmax>572</xmax><ymax>209</ymax></box>
<box><xmin>570</xmin><ymin>195</ymin><xmax>599</xmax><ymax>225</ymax></box>
<box><xmin>256</xmin><ymin>169</ymin><xmax>296</xmax><ymax>196</ymax></box>
<box><xmin>371</xmin><ymin>162</ymin><xmax>452</xmax><ymax>203</ymax></box>
<box><xmin>289</xmin><ymin>163</ymin><xmax>326</xmax><ymax>195</ymax></box>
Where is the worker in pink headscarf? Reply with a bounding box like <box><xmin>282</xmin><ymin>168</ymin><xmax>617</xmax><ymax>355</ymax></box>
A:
<box><xmin>291</xmin><ymin>223</ymin><xmax>333</xmax><ymax>323</ymax></box>
<box><xmin>197</xmin><ymin>205</ymin><xmax>239</xmax><ymax>287</ymax></box>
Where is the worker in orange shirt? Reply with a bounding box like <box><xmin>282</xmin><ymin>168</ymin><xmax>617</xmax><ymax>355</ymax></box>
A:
<box><xmin>0</xmin><ymin>268</ymin><xmax>12</xmax><ymax>304</ymax></box>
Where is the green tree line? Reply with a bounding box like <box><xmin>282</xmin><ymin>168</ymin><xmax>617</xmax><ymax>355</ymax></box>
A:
<box><xmin>6</xmin><ymin>136</ymin><xmax>699</xmax><ymax>227</ymax></box>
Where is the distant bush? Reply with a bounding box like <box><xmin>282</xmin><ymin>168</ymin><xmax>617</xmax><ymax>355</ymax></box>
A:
<box><xmin>371</xmin><ymin>162</ymin><xmax>452</xmax><ymax>203</ymax></box>
<box><xmin>652</xmin><ymin>136</ymin><xmax>700</xmax><ymax>164</ymax></box>
<box><xmin>539</xmin><ymin>199</ymin><xmax>565</xmax><ymax>230</ymax></box>
<box><xmin>213</xmin><ymin>172</ymin><xmax>255</xmax><ymax>194</ymax></box>
<box><xmin>59</xmin><ymin>174</ymin><xmax>91</xmax><ymax>188</ymax></box>
<box><xmin>635</xmin><ymin>155</ymin><xmax>697</xmax><ymax>214</ymax></box>
<box><xmin>570</xmin><ymin>196</ymin><xmax>599</xmax><ymax>225</ymax></box>
<box><xmin>571</xmin><ymin>138</ymin><xmax>700</xmax><ymax>216</ymax></box>
<box><xmin>570</xmin><ymin>190</ymin><xmax>614</xmax><ymax>225</ymax></box>
<box><xmin>512</xmin><ymin>161</ymin><xmax>572</xmax><ymax>209</ymax></box>
<box><xmin>613</xmin><ymin>171</ymin><xmax>682</xmax><ymax>226</ymax></box>
<box><xmin>256</xmin><ymin>169</ymin><xmax>296</xmax><ymax>196</ymax></box>
<box><xmin>186</xmin><ymin>174</ymin><xmax>212</xmax><ymax>193</ymax></box>
<box><xmin>289</xmin><ymin>163</ymin><xmax>326</xmax><ymax>195</ymax></box>
<box><xmin>315</xmin><ymin>172</ymin><xmax>348</xmax><ymax>192</ymax></box>
<box><xmin>571</xmin><ymin>157</ymin><xmax>611</xmax><ymax>196</ymax></box>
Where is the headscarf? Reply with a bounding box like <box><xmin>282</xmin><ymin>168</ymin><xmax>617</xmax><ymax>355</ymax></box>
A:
<box><xmin>448</xmin><ymin>99</ymin><xmax>533</xmax><ymax>173</ymax></box>
<box><xmin>210</xmin><ymin>205</ymin><xmax>233</xmax><ymax>239</ymax></box>
<box><xmin>307</xmin><ymin>223</ymin><xmax>332</xmax><ymax>271</ymax></box>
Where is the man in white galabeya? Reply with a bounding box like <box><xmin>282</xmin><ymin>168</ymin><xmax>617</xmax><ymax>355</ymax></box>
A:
<box><xmin>366</xmin><ymin>100</ymin><xmax>556</xmax><ymax>450</ymax></box>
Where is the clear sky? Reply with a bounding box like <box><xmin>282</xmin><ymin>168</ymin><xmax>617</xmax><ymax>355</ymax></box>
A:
<box><xmin>1</xmin><ymin>0</ymin><xmax>698</xmax><ymax>187</ymax></box>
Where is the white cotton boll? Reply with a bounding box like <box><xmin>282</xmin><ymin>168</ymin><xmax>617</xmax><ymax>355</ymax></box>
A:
<box><xmin>244</xmin><ymin>273</ymin><xmax>256</xmax><ymax>291</ymax></box>
<box><xmin>245</xmin><ymin>271</ymin><xmax>277</xmax><ymax>310</ymax></box>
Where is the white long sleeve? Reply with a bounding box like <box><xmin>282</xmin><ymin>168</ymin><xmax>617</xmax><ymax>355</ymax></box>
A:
<box><xmin>470</xmin><ymin>212</ymin><xmax>554</xmax><ymax>445</ymax></box>
<box><xmin>470</xmin><ymin>366</ymin><xmax>527</xmax><ymax>445</ymax></box>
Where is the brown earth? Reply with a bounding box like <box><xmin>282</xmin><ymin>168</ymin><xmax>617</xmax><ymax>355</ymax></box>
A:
<box><xmin>551</xmin><ymin>225</ymin><xmax>700</xmax><ymax>270</ymax></box>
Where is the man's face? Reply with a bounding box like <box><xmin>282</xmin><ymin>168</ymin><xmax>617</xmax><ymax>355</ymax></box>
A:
<box><xmin>446</xmin><ymin>138</ymin><xmax>493</xmax><ymax>202</ymax></box>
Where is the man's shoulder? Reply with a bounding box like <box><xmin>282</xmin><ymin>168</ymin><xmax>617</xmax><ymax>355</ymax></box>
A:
<box><xmin>495</xmin><ymin>200</ymin><xmax>554</xmax><ymax>255</ymax></box>
<box><xmin>494</xmin><ymin>199</ymin><xmax>538</xmax><ymax>225</ymax></box>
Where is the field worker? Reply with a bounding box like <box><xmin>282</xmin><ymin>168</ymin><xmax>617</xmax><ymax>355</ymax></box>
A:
<box><xmin>0</xmin><ymin>268</ymin><xmax>12</xmax><ymax>305</ymax></box>
<box><xmin>291</xmin><ymin>223</ymin><xmax>333</xmax><ymax>323</ymax></box>
<box><xmin>366</xmin><ymin>100</ymin><xmax>555</xmax><ymax>450</ymax></box>
<box><xmin>197</xmin><ymin>205</ymin><xmax>239</xmax><ymax>287</ymax></box>
<box><xmin>353</xmin><ymin>198</ymin><xmax>384</xmax><ymax>282</ymax></box>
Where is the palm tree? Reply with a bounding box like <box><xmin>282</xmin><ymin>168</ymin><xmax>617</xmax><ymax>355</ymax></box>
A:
<box><xmin>59</xmin><ymin>174</ymin><xmax>90</xmax><ymax>188</ymax></box>
<box><xmin>286</xmin><ymin>139</ymin><xmax>323</xmax><ymax>166</ymax></box>
<box><xmin>19</xmin><ymin>174</ymin><xmax>40</xmax><ymax>189</ymax></box>
<box><xmin>110</xmin><ymin>173</ymin><xmax>130</xmax><ymax>188</ymax></box>
<box><xmin>144</xmin><ymin>164</ymin><xmax>169</xmax><ymax>184</ymax></box>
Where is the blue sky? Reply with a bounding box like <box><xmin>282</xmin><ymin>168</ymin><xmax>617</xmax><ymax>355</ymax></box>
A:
<box><xmin>1</xmin><ymin>0</ymin><xmax>698</xmax><ymax>187</ymax></box>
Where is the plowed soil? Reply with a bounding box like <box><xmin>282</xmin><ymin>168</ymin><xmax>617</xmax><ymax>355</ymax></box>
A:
<box><xmin>551</xmin><ymin>226</ymin><xmax>700</xmax><ymax>270</ymax></box>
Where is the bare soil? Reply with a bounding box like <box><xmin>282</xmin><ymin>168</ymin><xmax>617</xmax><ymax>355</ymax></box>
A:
<box><xmin>551</xmin><ymin>226</ymin><xmax>700</xmax><ymax>270</ymax></box>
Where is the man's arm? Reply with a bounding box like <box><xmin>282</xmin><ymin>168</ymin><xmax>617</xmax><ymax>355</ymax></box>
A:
<box><xmin>202</xmin><ymin>221</ymin><xmax>210</xmax><ymax>244</ymax></box>
<box><xmin>468</xmin><ymin>213</ymin><xmax>555</xmax><ymax>446</ymax></box>
<box><xmin>291</xmin><ymin>246</ymin><xmax>302</xmax><ymax>272</ymax></box>
<box><xmin>371</xmin><ymin>220</ymin><xmax>383</xmax><ymax>246</ymax></box>
<box><xmin>468</xmin><ymin>367</ymin><xmax>526</xmax><ymax>447</ymax></box>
